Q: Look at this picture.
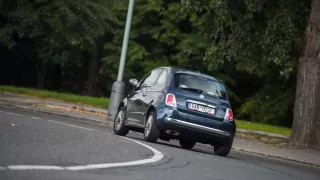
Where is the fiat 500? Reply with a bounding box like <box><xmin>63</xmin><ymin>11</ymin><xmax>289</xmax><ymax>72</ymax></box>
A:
<box><xmin>113</xmin><ymin>67</ymin><xmax>236</xmax><ymax>156</ymax></box>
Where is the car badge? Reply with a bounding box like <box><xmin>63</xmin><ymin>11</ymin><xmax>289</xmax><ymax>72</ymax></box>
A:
<box><xmin>199</xmin><ymin>95</ymin><xmax>204</xmax><ymax>99</ymax></box>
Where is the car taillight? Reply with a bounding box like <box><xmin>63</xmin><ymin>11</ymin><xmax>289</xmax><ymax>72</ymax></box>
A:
<box><xmin>165</xmin><ymin>94</ymin><xmax>176</xmax><ymax>107</ymax></box>
<box><xmin>224</xmin><ymin>108</ymin><xmax>233</xmax><ymax>121</ymax></box>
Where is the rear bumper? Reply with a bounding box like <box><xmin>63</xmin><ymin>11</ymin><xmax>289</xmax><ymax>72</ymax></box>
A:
<box><xmin>160</xmin><ymin>117</ymin><xmax>234</xmax><ymax>145</ymax></box>
<box><xmin>155</xmin><ymin>105</ymin><xmax>235</xmax><ymax>145</ymax></box>
<box><xmin>164</xmin><ymin>117</ymin><xmax>230</xmax><ymax>137</ymax></box>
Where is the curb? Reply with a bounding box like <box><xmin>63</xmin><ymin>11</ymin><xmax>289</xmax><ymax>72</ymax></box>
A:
<box><xmin>0</xmin><ymin>92</ymin><xmax>108</xmax><ymax>115</ymax></box>
<box><xmin>42</xmin><ymin>101</ymin><xmax>108</xmax><ymax>115</ymax></box>
<box><xmin>0</xmin><ymin>102</ymin><xmax>113</xmax><ymax>128</ymax></box>
<box><xmin>236</xmin><ymin>129</ymin><xmax>288</xmax><ymax>139</ymax></box>
<box><xmin>232</xmin><ymin>147</ymin><xmax>320</xmax><ymax>168</ymax></box>
<box><xmin>198</xmin><ymin>143</ymin><xmax>320</xmax><ymax>167</ymax></box>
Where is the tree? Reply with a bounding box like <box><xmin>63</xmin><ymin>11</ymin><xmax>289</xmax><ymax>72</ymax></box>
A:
<box><xmin>291</xmin><ymin>0</ymin><xmax>320</xmax><ymax>148</ymax></box>
<box><xmin>183</xmin><ymin>0</ymin><xmax>309</xmax><ymax>78</ymax></box>
<box><xmin>0</xmin><ymin>0</ymin><xmax>116</xmax><ymax>94</ymax></box>
<box><xmin>101</xmin><ymin>0</ymin><xmax>240</xmax><ymax>101</ymax></box>
<box><xmin>183</xmin><ymin>0</ymin><xmax>310</xmax><ymax>127</ymax></box>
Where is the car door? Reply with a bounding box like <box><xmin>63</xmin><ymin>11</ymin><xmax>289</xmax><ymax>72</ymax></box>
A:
<box><xmin>141</xmin><ymin>69</ymin><xmax>169</xmax><ymax>125</ymax></box>
<box><xmin>126</xmin><ymin>69</ymin><xmax>162</xmax><ymax>127</ymax></box>
<box><xmin>143</xmin><ymin>69</ymin><xmax>168</xmax><ymax>109</ymax></box>
<box><xmin>136</xmin><ymin>69</ymin><xmax>163</xmax><ymax>126</ymax></box>
<box><xmin>126</xmin><ymin>86</ymin><xmax>145</xmax><ymax>127</ymax></box>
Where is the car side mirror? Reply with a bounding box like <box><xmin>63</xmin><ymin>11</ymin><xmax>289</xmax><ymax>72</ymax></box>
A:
<box><xmin>129</xmin><ymin>78</ymin><xmax>139</xmax><ymax>87</ymax></box>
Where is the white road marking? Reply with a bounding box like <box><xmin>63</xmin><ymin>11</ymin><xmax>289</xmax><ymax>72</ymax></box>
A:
<box><xmin>47</xmin><ymin>120</ymin><xmax>102</xmax><ymax>133</ymax></box>
<box><xmin>8</xmin><ymin>165</ymin><xmax>64</xmax><ymax>170</ymax></box>
<box><xmin>0</xmin><ymin>119</ymin><xmax>164</xmax><ymax>171</ymax></box>
<box><xmin>0</xmin><ymin>167</ymin><xmax>6</xmax><ymax>170</ymax></box>
<box><xmin>5</xmin><ymin>112</ymin><xmax>23</xmax><ymax>116</ymax></box>
<box><xmin>31</xmin><ymin>117</ymin><xmax>41</xmax><ymax>120</ymax></box>
<box><xmin>66</xmin><ymin>136</ymin><xmax>163</xmax><ymax>170</ymax></box>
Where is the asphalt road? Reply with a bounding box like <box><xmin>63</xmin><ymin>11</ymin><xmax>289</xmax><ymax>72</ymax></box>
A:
<box><xmin>0</xmin><ymin>107</ymin><xmax>319</xmax><ymax>180</ymax></box>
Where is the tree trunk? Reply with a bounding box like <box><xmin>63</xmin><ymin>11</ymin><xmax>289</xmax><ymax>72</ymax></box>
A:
<box><xmin>87</xmin><ymin>36</ymin><xmax>105</xmax><ymax>96</ymax></box>
<box><xmin>87</xmin><ymin>51</ymin><xmax>99</xmax><ymax>96</ymax></box>
<box><xmin>290</xmin><ymin>0</ymin><xmax>320</xmax><ymax>149</ymax></box>
<box><xmin>79</xmin><ymin>52</ymin><xmax>89</xmax><ymax>94</ymax></box>
<box><xmin>37</xmin><ymin>60</ymin><xmax>48</xmax><ymax>89</ymax></box>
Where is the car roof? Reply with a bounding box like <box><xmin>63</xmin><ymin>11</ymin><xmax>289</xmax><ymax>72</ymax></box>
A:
<box><xmin>156</xmin><ymin>66</ymin><xmax>224</xmax><ymax>83</ymax></box>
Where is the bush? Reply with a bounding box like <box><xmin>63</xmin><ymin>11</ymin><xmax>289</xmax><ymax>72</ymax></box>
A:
<box><xmin>236</xmin><ymin>86</ymin><xmax>294</xmax><ymax>127</ymax></box>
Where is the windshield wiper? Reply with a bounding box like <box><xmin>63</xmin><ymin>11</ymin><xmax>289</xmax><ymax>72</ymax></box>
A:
<box><xmin>180</xmin><ymin>87</ymin><xmax>203</xmax><ymax>94</ymax></box>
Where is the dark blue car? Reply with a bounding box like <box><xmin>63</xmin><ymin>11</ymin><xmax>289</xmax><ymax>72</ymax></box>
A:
<box><xmin>113</xmin><ymin>67</ymin><xmax>236</xmax><ymax>156</ymax></box>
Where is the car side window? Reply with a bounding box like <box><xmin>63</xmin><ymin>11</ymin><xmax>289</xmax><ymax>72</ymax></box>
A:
<box><xmin>155</xmin><ymin>69</ymin><xmax>168</xmax><ymax>85</ymax></box>
<box><xmin>139</xmin><ymin>69</ymin><xmax>163</xmax><ymax>87</ymax></box>
<box><xmin>138</xmin><ymin>72</ymin><xmax>151</xmax><ymax>87</ymax></box>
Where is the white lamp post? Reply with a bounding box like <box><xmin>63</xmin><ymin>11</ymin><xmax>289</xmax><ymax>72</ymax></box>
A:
<box><xmin>107</xmin><ymin>0</ymin><xmax>135</xmax><ymax>121</ymax></box>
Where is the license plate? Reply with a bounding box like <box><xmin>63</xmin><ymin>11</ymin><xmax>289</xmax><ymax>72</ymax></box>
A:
<box><xmin>187</xmin><ymin>103</ymin><xmax>215</xmax><ymax>115</ymax></box>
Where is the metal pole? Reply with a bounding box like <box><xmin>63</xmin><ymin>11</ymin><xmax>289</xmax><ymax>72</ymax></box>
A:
<box><xmin>107</xmin><ymin>0</ymin><xmax>135</xmax><ymax>121</ymax></box>
<box><xmin>117</xmin><ymin>0</ymin><xmax>135</xmax><ymax>81</ymax></box>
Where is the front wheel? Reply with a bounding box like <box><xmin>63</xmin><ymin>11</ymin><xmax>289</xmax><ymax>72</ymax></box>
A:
<box><xmin>144</xmin><ymin>111</ymin><xmax>160</xmax><ymax>143</ymax></box>
<box><xmin>113</xmin><ymin>107</ymin><xmax>129</xmax><ymax>136</ymax></box>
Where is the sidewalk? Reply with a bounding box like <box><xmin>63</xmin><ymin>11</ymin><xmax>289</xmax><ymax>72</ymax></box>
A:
<box><xmin>0</xmin><ymin>92</ymin><xmax>111</xmax><ymax>126</ymax></box>
<box><xmin>233</xmin><ymin>138</ymin><xmax>320</xmax><ymax>166</ymax></box>
<box><xmin>0</xmin><ymin>93</ymin><xmax>319</xmax><ymax>166</ymax></box>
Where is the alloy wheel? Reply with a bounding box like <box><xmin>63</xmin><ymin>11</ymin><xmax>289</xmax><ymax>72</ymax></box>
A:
<box><xmin>145</xmin><ymin>115</ymin><xmax>153</xmax><ymax>137</ymax></box>
<box><xmin>115</xmin><ymin>110</ymin><xmax>124</xmax><ymax>131</ymax></box>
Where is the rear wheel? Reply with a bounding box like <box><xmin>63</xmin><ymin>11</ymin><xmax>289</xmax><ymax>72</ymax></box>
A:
<box><xmin>214</xmin><ymin>142</ymin><xmax>232</xmax><ymax>157</ymax></box>
<box><xmin>144</xmin><ymin>111</ymin><xmax>160</xmax><ymax>143</ymax></box>
<box><xmin>179</xmin><ymin>139</ymin><xmax>196</xmax><ymax>149</ymax></box>
<box><xmin>113</xmin><ymin>107</ymin><xmax>129</xmax><ymax>136</ymax></box>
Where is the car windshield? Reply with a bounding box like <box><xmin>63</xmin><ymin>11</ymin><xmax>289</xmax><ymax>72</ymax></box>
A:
<box><xmin>174</xmin><ymin>73</ymin><xmax>227</xmax><ymax>100</ymax></box>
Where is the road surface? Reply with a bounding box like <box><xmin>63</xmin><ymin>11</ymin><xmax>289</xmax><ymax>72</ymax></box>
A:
<box><xmin>0</xmin><ymin>107</ymin><xmax>319</xmax><ymax>180</ymax></box>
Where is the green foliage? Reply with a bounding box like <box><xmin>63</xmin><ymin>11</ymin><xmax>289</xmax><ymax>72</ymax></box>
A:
<box><xmin>103</xmin><ymin>1</ymin><xmax>240</xmax><ymax>100</ymax></box>
<box><xmin>99</xmin><ymin>0</ymin><xmax>241</xmax><ymax>104</ymax></box>
<box><xmin>0</xmin><ymin>0</ymin><xmax>116</xmax><ymax>64</ymax></box>
<box><xmin>236</xmin><ymin>86</ymin><xmax>295</xmax><ymax>126</ymax></box>
<box><xmin>184</xmin><ymin>0</ymin><xmax>311</xmax><ymax>127</ymax></box>
<box><xmin>183</xmin><ymin>0</ymin><xmax>310</xmax><ymax>79</ymax></box>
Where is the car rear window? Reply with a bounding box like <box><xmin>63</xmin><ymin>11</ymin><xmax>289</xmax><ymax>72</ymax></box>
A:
<box><xmin>174</xmin><ymin>73</ymin><xmax>227</xmax><ymax>100</ymax></box>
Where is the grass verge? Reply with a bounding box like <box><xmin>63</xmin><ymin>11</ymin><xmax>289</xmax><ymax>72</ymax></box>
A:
<box><xmin>0</xmin><ymin>85</ymin><xmax>109</xmax><ymax>108</ymax></box>
<box><xmin>236</xmin><ymin>120</ymin><xmax>291</xmax><ymax>137</ymax></box>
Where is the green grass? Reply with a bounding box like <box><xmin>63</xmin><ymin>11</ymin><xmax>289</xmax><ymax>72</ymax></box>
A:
<box><xmin>0</xmin><ymin>85</ymin><xmax>109</xmax><ymax>108</ymax></box>
<box><xmin>236</xmin><ymin>120</ymin><xmax>291</xmax><ymax>137</ymax></box>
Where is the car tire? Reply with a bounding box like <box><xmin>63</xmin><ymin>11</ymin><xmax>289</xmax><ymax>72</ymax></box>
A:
<box><xmin>214</xmin><ymin>142</ymin><xmax>232</xmax><ymax>157</ymax></box>
<box><xmin>113</xmin><ymin>107</ymin><xmax>129</xmax><ymax>136</ymax></box>
<box><xmin>144</xmin><ymin>111</ymin><xmax>160</xmax><ymax>143</ymax></box>
<box><xmin>179</xmin><ymin>139</ymin><xmax>196</xmax><ymax>149</ymax></box>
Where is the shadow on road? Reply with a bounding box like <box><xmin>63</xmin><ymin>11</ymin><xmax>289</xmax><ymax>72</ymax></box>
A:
<box><xmin>125</xmin><ymin>134</ymin><xmax>237</xmax><ymax>161</ymax></box>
